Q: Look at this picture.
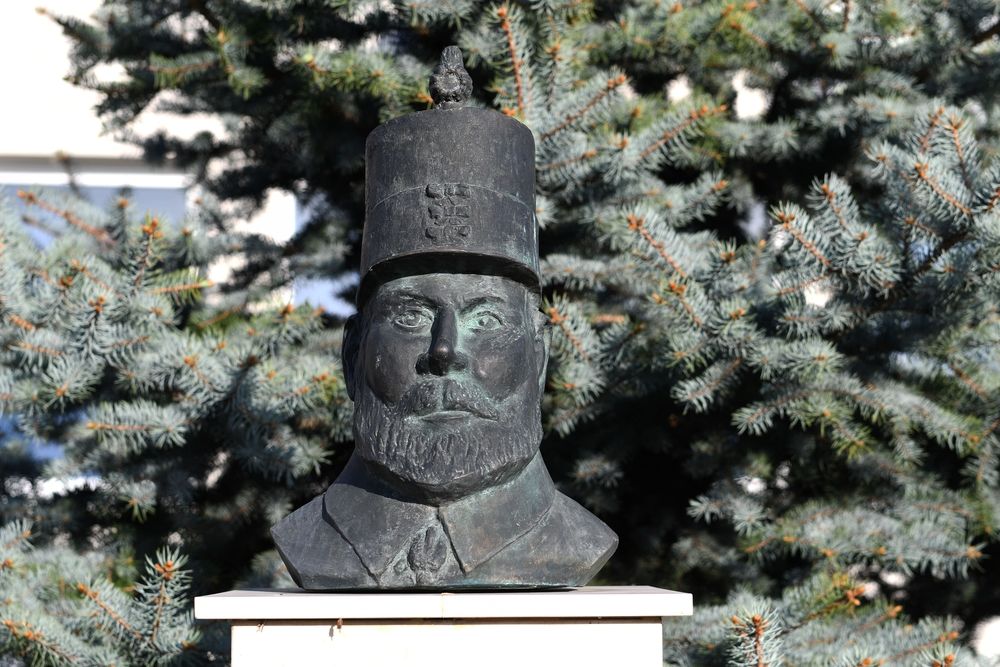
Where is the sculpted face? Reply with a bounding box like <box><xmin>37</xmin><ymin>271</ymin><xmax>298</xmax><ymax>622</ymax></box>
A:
<box><xmin>344</xmin><ymin>273</ymin><xmax>548</xmax><ymax>503</ymax></box>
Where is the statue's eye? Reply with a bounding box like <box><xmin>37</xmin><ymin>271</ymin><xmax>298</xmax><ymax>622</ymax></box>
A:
<box><xmin>393</xmin><ymin>309</ymin><xmax>431</xmax><ymax>331</ymax></box>
<box><xmin>468</xmin><ymin>311</ymin><xmax>502</xmax><ymax>332</ymax></box>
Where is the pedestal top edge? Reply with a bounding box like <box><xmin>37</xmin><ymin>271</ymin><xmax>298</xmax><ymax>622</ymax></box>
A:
<box><xmin>194</xmin><ymin>586</ymin><xmax>693</xmax><ymax>620</ymax></box>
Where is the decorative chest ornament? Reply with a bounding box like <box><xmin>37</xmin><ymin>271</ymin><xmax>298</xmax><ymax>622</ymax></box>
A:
<box><xmin>271</xmin><ymin>46</ymin><xmax>617</xmax><ymax>590</ymax></box>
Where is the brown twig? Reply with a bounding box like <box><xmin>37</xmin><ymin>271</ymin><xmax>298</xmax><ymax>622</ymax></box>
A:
<box><xmin>0</xmin><ymin>619</ymin><xmax>79</xmax><ymax>664</ymax></box>
<box><xmin>76</xmin><ymin>582</ymin><xmax>144</xmax><ymax>643</ymax></box>
<box><xmin>86</xmin><ymin>421</ymin><xmax>153</xmax><ymax>432</ymax></box>
<box><xmin>776</xmin><ymin>273</ymin><xmax>828</xmax><ymax>296</ymax></box>
<box><xmin>11</xmin><ymin>341</ymin><xmax>63</xmax><ymax>357</ymax></box>
<box><xmin>17</xmin><ymin>190</ymin><xmax>113</xmax><ymax>247</ymax></box>
<box><xmin>947</xmin><ymin>362</ymin><xmax>988</xmax><ymax>399</ymax></box>
<box><xmin>819</xmin><ymin>182</ymin><xmax>850</xmax><ymax>229</ymax></box>
<box><xmin>945</xmin><ymin>115</ymin><xmax>973</xmax><ymax>190</ymax></box>
<box><xmin>652</xmin><ymin>283</ymin><xmax>704</xmax><ymax>329</ymax></box>
<box><xmin>540</xmin><ymin>74</ymin><xmax>627</xmax><ymax>141</ymax></box>
<box><xmin>639</xmin><ymin>104</ymin><xmax>726</xmax><ymax>159</ymax></box>
<box><xmin>497</xmin><ymin>5</ymin><xmax>526</xmax><ymax>117</ymax></box>
<box><xmin>150</xmin><ymin>280</ymin><xmax>214</xmax><ymax>295</ymax></box>
<box><xmin>679</xmin><ymin>358</ymin><xmax>743</xmax><ymax>405</ymax></box>
<box><xmin>547</xmin><ymin>306</ymin><xmax>590</xmax><ymax>361</ymax></box>
<box><xmin>538</xmin><ymin>148</ymin><xmax>599</xmax><ymax>172</ymax></box>
<box><xmin>775</xmin><ymin>210</ymin><xmax>832</xmax><ymax>267</ymax></box>
<box><xmin>918</xmin><ymin>107</ymin><xmax>945</xmax><ymax>153</ymax></box>
<box><xmin>627</xmin><ymin>214</ymin><xmax>688</xmax><ymax>277</ymax></box>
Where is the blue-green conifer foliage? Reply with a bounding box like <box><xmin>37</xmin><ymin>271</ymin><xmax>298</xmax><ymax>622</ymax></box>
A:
<box><xmin>2</xmin><ymin>0</ymin><xmax>1000</xmax><ymax>664</ymax></box>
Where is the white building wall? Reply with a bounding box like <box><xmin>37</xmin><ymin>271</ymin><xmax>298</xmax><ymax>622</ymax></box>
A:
<box><xmin>0</xmin><ymin>0</ymin><xmax>295</xmax><ymax>242</ymax></box>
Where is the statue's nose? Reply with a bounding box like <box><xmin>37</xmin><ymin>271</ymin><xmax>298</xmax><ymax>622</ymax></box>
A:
<box><xmin>424</xmin><ymin>309</ymin><xmax>465</xmax><ymax>375</ymax></box>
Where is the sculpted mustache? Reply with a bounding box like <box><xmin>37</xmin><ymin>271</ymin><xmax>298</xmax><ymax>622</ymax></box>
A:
<box><xmin>400</xmin><ymin>380</ymin><xmax>499</xmax><ymax>420</ymax></box>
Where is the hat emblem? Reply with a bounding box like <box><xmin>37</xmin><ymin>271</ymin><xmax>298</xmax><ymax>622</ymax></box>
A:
<box><xmin>425</xmin><ymin>183</ymin><xmax>472</xmax><ymax>245</ymax></box>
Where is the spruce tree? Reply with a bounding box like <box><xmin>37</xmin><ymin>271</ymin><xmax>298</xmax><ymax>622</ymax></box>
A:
<box><xmin>1</xmin><ymin>187</ymin><xmax>350</xmax><ymax>662</ymax></box>
<box><xmin>2</xmin><ymin>0</ymin><xmax>999</xmax><ymax>663</ymax></box>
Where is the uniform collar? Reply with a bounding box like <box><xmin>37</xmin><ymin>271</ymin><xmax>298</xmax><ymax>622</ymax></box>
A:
<box><xmin>324</xmin><ymin>452</ymin><xmax>554</xmax><ymax>577</ymax></box>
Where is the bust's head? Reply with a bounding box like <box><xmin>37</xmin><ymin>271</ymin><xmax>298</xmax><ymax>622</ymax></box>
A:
<box><xmin>343</xmin><ymin>272</ymin><xmax>549</xmax><ymax>503</ymax></box>
<box><xmin>345</xmin><ymin>47</ymin><xmax>546</xmax><ymax>503</ymax></box>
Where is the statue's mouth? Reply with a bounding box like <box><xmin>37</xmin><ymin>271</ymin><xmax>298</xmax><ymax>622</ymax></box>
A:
<box><xmin>400</xmin><ymin>380</ymin><xmax>501</xmax><ymax>422</ymax></box>
<box><xmin>419</xmin><ymin>409</ymin><xmax>476</xmax><ymax>423</ymax></box>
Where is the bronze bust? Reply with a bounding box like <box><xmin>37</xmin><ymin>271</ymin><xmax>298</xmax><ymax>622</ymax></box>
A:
<box><xmin>271</xmin><ymin>47</ymin><xmax>617</xmax><ymax>589</ymax></box>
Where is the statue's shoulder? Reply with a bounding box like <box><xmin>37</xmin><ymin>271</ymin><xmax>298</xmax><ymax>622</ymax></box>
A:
<box><xmin>539</xmin><ymin>492</ymin><xmax>618</xmax><ymax>577</ymax></box>
<box><xmin>477</xmin><ymin>492</ymin><xmax>617</xmax><ymax>586</ymax></box>
<box><xmin>270</xmin><ymin>494</ymin><xmax>372</xmax><ymax>589</ymax></box>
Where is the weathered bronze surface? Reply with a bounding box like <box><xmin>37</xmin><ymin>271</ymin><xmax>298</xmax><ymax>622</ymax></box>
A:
<box><xmin>271</xmin><ymin>47</ymin><xmax>617</xmax><ymax>590</ymax></box>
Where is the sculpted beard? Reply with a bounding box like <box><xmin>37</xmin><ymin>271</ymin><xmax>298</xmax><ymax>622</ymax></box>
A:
<box><xmin>353</xmin><ymin>377</ymin><xmax>542</xmax><ymax>500</ymax></box>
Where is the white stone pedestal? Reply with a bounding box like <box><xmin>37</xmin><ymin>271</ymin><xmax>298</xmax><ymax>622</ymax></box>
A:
<box><xmin>195</xmin><ymin>586</ymin><xmax>691</xmax><ymax>667</ymax></box>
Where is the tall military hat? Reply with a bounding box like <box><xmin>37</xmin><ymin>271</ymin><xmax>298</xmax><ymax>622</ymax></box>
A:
<box><xmin>359</xmin><ymin>46</ymin><xmax>538</xmax><ymax>304</ymax></box>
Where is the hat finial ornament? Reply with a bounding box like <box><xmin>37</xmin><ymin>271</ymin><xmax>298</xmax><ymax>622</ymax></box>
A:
<box><xmin>429</xmin><ymin>46</ymin><xmax>472</xmax><ymax>109</ymax></box>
